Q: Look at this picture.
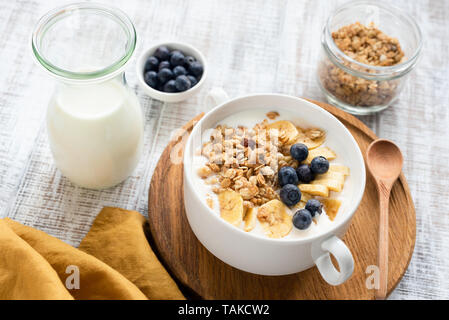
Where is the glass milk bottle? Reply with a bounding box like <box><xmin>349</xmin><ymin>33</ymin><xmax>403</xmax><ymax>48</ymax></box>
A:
<box><xmin>31</xmin><ymin>3</ymin><xmax>143</xmax><ymax>189</ymax></box>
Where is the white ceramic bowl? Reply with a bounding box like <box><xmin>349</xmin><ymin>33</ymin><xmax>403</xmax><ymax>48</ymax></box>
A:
<box><xmin>183</xmin><ymin>91</ymin><xmax>366</xmax><ymax>285</ymax></box>
<box><xmin>136</xmin><ymin>41</ymin><xmax>207</xmax><ymax>103</ymax></box>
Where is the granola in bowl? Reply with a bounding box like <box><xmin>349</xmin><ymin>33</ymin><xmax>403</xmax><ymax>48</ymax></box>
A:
<box><xmin>193</xmin><ymin>110</ymin><xmax>351</xmax><ymax>239</ymax></box>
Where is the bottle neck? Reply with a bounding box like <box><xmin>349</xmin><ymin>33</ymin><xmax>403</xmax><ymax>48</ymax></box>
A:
<box><xmin>55</xmin><ymin>72</ymin><xmax>127</xmax><ymax>88</ymax></box>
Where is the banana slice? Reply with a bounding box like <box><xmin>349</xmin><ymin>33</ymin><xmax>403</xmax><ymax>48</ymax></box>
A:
<box><xmin>243</xmin><ymin>207</ymin><xmax>256</xmax><ymax>232</ymax></box>
<box><xmin>312</xmin><ymin>179</ymin><xmax>343</xmax><ymax>192</ymax></box>
<box><xmin>294</xmin><ymin>134</ymin><xmax>325</xmax><ymax>150</ymax></box>
<box><xmin>304</xmin><ymin>147</ymin><xmax>337</xmax><ymax>164</ymax></box>
<box><xmin>322</xmin><ymin>199</ymin><xmax>342</xmax><ymax>221</ymax></box>
<box><xmin>300</xmin><ymin>192</ymin><xmax>313</xmax><ymax>203</ymax></box>
<box><xmin>313</xmin><ymin>172</ymin><xmax>346</xmax><ymax>192</ymax></box>
<box><xmin>298</xmin><ymin>184</ymin><xmax>329</xmax><ymax>197</ymax></box>
<box><xmin>292</xmin><ymin>200</ymin><xmax>306</xmax><ymax>211</ymax></box>
<box><xmin>292</xmin><ymin>128</ymin><xmax>326</xmax><ymax>150</ymax></box>
<box><xmin>316</xmin><ymin>171</ymin><xmax>346</xmax><ymax>182</ymax></box>
<box><xmin>267</xmin><ymin>121</ymin><xmax>298</xmax><ymax>144</ymax></box>
<box><xmin>218</xmin><ymin>190</ymin><xmax>244</xmax><ymax>227</ymax></box>
<box><xmin>329</xmin><ymin>164</ymin><xmax>350</xmax><ymax>176</ymax></box>
<box><xmin>257</xmin><ymin>200</ymin><xmax>292</xmax><ymax>238</ymax></box>
<box><xmin>305</xmin><ymin>128</ymin><xmax>326</xmax><ymax>140</ymax></box>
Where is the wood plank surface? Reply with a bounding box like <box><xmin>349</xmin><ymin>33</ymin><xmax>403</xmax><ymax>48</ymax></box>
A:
<box><xmin>0</xmin><ymin>0</ymin><xmax>448</xmax><ymax>299</ymax></box>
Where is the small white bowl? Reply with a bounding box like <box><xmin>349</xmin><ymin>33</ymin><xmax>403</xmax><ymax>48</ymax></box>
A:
<box><xmin>136</xmin><ymin>41</ymin><xmax>207</xmax><ymax>103</ymax></box>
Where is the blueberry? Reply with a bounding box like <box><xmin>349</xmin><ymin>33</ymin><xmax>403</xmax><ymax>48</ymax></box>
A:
<box><xmin>305</xmin><ymin>199</ymin><xmax>323</xmax><ymax>217</ymax></box>
<box><xmin>187</xmin><ymin>75</ymin><xmax>198</xmax><ymax>87</ymax></box>
<box><xmin>310</xmin><ymin>156</ymin><xmax>329</xmax><ymax>174</ymax></box>
<box><xmin>278</xmin><ymin>166</ymin><xmax>298</xmax><ymax>187</ymax></box>
<box><xmin>280</xmin><ymin>184</ymin><xmax>301</xmax><ymax>207</ymax></box>
<box><xmin>290</xmin><ymin>143</ymin><xmax>309</xmax><ymax>162</ymax></box>
<box><xmin>158</xmin><ymin>61</ymin><xmax>171</xmax><ymax>71</ymax></box>
<box><xmin>144</xmin><ymin>71</ymin><xmax>158</xmax><ymax>88</ymax></box>
<box><xmin>188</xmin><ymin>61</ymin><xmax>203</xmax><ymax>77</ymax></box>
<box><xmin>293</xmin><ymin>209</ymin><xmax>312</xmax><ymax>230</ymax></box>
<box><xmin>170</xmin><ymin>50</ymin><xmax>185</xmax><ymax>66</ymax></box>
<box><xmin>157</xmin><ymin>68</ymin><xmax>173</xmax><ymax>84</ymax></box>
<box><xmin>175</xmin><ymin>75</ymin><xmax>191</xmax><ymax>92</ymax></box>
<box><xmin>154</xmin><ymin>46</ymin><xmax>170</xmax><ymax>61</ymax></box>
<box><xmin>163</xmin><ymin>79</ymin><xmax>177</xmax><ymax>93</ymax></box>
<box><xmin>185</xmin><ymin>55</ymin><xmax>196</xmax><ymax>67</ymax></box>
<box><xmin>296</xmin><ymin>164</ymin><xmax>314</xmax><ymax>183</ymax></box>
<box><xmin>144</xmin><ymin>56</ymin><xmax>159</xmax><ymax>71</ymax></box>
<box><xmin>173</xmin><ymin>65</ymin><xmax>187</xmax><ymax>77</ymax></box>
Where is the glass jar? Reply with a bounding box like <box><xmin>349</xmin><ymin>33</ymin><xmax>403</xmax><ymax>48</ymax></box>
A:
<box><xmin>32</xmin><ymin>3</ymin><xmax>143</xmax><ymax>189</ymax></box>
<box><xmin>317</xmin><ymin>1</ymin><xmax>422</xmax><ymax>115</ymax></box>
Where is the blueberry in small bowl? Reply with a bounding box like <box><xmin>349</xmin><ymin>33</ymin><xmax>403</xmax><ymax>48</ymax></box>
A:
<box><xmin>170</xmin><ymin>50</ymin><xmax>186</xmax><ymax>67</ymax></box>
<box><xmin>137</xmin><ymin>42</ymin><xmax>207</xmax><ymax>102</ymax></box>
<box><xmin>163</xmin><ymin>80</ymin><xmax>177</xmax><ymax>93</ymax></box>
<box><xmin>158</xmin><ymin>61</ymin><xmax>171</xmax><ymax>71</ymax></box>
<box><xmin>157</xmin><ymin>68</ymin><xmax>173</xmax><ymax>84</ymax></box>
<box><xmin>144</xmin><ymin>56</ymin><xmax>159</xmax><ymax>72</ymax></box>
<box><xmin>173</xmin><ymin>65</ymin><xmax>187</xmax><ymax>77</ymax></box>
<box><xmin>187</xmin><ymin>75</ymin><xmax>197</xmax><ymax>87</ymax></box>
<box><xmin>154</xmin><ymin>45</ymin><xmax>170</xmax><ymax>61</ymax></box>
<box><xmin>144</xmin><ymin>71</ymin><xmax>158</xmax><ymax>89</ymax></box>
<box><xmin>188</xmin><ymin>61</ymin><xmax>204</xmax><ymax>77</ymax></box>
<box><xmin>175</xmin><ymin>75</ymin><xmax>191</xmax><ymax>91</ymax></box>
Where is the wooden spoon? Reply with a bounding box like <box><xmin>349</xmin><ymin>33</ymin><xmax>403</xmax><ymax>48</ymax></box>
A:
<box><xmin>366</xmin><ymin>139</ymin><xmax>404</xmax><ymax>300</ymax></box>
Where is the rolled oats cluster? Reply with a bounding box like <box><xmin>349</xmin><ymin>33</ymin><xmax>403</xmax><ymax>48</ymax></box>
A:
<box><xmin>319</xmin><ymin>22</ymin><xmax>405</xmax><ymax>107</ymax></box>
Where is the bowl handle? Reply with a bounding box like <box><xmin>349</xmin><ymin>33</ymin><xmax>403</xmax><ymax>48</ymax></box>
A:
<box><xmin>204</xmin><ymin>87</ymin><xmax>229</xmax><ymax>110</ymax></box>
<box><xmin>311</xmin><ymin>235</ymin><xmax>354</xmax><ymax>286</ymax></box>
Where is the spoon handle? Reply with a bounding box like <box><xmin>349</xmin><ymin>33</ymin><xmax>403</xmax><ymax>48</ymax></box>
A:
<box><xmin>376</xmin><ymin>183</ymin><xmax>390</xmax><ymax>300</ymax></box>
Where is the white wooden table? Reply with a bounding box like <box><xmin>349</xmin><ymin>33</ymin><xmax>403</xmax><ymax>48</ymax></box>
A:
<box><xmin>0</xmin><ymin>0</ymin><xmax>447</xmax><ymax>300</ymax></box>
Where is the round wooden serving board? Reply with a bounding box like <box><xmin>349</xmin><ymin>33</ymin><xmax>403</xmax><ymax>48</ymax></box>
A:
<box><xmin>148</xmin><ymin>100</ymin><xmax>416</xmax><ymax>300</ymax></box>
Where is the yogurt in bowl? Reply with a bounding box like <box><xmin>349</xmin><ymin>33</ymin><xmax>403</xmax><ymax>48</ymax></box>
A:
<box><xmin>192</xmin><ymin>108</ymin><xmax>353</xmax><ymax>240</ymax></box>
<box><xmin>183</xmin><ymin>91</ymin><xmax>365</xmax><ymax>285</ymax></box>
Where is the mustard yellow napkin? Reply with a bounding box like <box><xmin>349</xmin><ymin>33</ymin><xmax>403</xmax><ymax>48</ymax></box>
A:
<box><xmin>0</xmin><ymin>207</ymin><xmax>185</xmax><ymax>300</ymax></box>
